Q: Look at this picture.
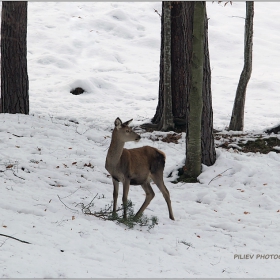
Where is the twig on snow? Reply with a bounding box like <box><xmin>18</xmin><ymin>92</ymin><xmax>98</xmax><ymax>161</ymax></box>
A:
<box><xmin>208</xmin><ymin>168</ymin><xmax>232</xmax><ymax>185</ymax></box>
<box><xmin>76</xmin><ymin>194</ymin><xmax>124</xmax><ymax>220</ymax></box>
<box><xmin>154</xmin><ymin>8</ymin><xmax>161</xmax><ymax>17</ymax></box>
<box><xmin>0</xmin><ymin>233</ymin><xmax>31</xmax><ymax>244</ymax></box>
<box><xmin>75</xmin><ymin>126</ymin><xmax>91</xmax><ymax>135</ymax></box>
<box><xmin>57</xmin><ymin>195</ymin><xmax>79</xmax><ymax>213</ymax></box>
<box><xmin>7</xmin><ymin>132</ymin><xmax>24</xmax><ymax>137</ymax></box>
<box><xmin>11</xmin><ymin>170</ymin><xmax>25</xmax><ymax>180</ymax></box>
<box><xmin>60</xmin><ymin>187</ymin><xmax>83</xmax><ymax>199</ymax></box>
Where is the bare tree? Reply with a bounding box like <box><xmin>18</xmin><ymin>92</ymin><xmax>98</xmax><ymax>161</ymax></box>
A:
<box><xmin>229</xmin><ymin>1</ymin><xmax>254</xmax><ymax>131</ymax></box>
<box><xmin>1</xmin><ymin>1</ymin><xmax>29</xmax><ymax>114</ymax></box>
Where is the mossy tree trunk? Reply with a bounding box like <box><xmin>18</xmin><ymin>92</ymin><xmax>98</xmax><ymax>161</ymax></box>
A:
<box><xmin>229</xmin><ymin>1</ymin><xmax>254</xmax><ymax>131</ymax></box>
<box><xmin>1</xmin><ymin>1</ymin><xmax>29</xmax><ymax>114</ymax></box>
<box><xmin>184</xmin><ymin>1</ymin><xmax>205</xmax><ymax>179</ymax></box>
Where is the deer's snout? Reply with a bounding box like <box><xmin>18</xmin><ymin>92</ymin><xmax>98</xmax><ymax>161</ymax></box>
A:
<box><xmin>136</xmin><ymin>135</ymin><xmax>141</xmax><ymax>141</ymax></box>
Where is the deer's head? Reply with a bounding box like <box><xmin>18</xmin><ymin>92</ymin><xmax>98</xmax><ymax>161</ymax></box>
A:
<box><xmin>114</xmin><ymin>117</ymin><xmax>141</xmax><ymax>142</ymax></box>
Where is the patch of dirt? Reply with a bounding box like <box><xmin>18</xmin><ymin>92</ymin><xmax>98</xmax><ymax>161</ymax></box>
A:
<box><xmin>148</xmin><ymin>132</ymin><xmax>182</xmax><ymax>144</ymax></box>
<box><xmin>266</xmin><ymin>124</ymin><xmax>280</xmax><ymax>134</ymax></box>
<box><xmin>161</xmin><ymin>133</ymin><xmax>182</xmax><ymax>144</ymax></box>
<box><xmin>216</xmin><ymin>134</ymin><xmax>280</xmax><ymax>154</ymax></box>
<box><xmin>143</xmin><ymin>127</ymin><xmax>280</xmax><ymax>154</ymax></box>
<box><xmin>238</xmin><ymin>137</ymin><xmax>280</xmax><ymax>154</ymax></box>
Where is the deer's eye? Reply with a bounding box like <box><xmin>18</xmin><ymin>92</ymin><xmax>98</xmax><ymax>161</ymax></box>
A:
<box><xmin>126</xmin><ymin>129</ymin><xmax>129</xmax><ymax>133</ymax></box>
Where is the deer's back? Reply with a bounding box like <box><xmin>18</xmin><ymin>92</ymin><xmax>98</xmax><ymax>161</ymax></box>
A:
<box><xmin>120</xmin><ymin>146</ymin><xmax>166</xmax><ymax>180</ymax></box>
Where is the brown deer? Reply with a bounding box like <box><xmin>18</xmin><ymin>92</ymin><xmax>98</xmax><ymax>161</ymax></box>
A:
<box><xmin>105</xmin><ymin>117</ymin><xmax>175</xmax><ymax>220</ymax></box>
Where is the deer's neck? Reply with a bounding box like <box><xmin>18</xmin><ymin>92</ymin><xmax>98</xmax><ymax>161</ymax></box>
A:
<box><xmin>106</xmin><ymin>130</ymin><xmax>125</xmax><ymax>170</ymax></box>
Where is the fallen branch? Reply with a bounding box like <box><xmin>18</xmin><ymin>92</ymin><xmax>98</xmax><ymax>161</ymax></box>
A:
<box><xmin>75</xmin><ymin>193</ymin><xmax>122</xmax><ymax>220</ymax></box>
<box><xmin>12</xmin><ymin>170</ymin><xmax>25</xmax><ymax>180</ymax></box>
<box><xmin>7</xmin><ymin>132</ymin><xmax>24</xmax><ymax>137</ymax></box>
<box><xmin>57</xmin><ymin>195</ymin><xmax>79</xmax><ymax>213</ymax></box>
<box><xmin>78</xmin><ymin>198</ymin><xmax>158</xmax><ymax>230</ymax></box>
<box><xmin>208</xmin><ymin>168</ymin><xmax>232</xmax><ymax>185</ymax></box>
<box><xmin>0</xmin><ymin>233</ymin><xmax>31</xmax><ymax>244</ymax></box>
<box><xmin>59</xmin><ymin>193</ymin><xmax>158</xmax><ymax>230</ymax></box>
<box><xmin>79</xmin><ymin>200</ymin><xmax>123</xmax><ymax>220</ymax></box>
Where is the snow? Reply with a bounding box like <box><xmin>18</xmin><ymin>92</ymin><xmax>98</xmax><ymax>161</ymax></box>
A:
<box><xmin>1</xmin><ymin>2</ymin><xmax>280</xmax><ymax>278</ymax></box>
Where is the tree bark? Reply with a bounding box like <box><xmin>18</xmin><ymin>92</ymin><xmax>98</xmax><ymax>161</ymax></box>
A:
<box><xmin>151</xmin><ymin>2</ymin><xmax>192</xmax><ymax>128</ymax></box>
<box><xmin>201</xmin><ymin>5</ymin><xmax>216</xmax><ymax>166</ymax></box>
<box><xmin>1</xmin><ymin>1</ymin><xmax>29</xmax><ymax>114</ymax></box>
<box><xmin>145</xmin><ymin>2</ymin><xmax>216</xmax><ymax>167</ymax></box>
<box><xmin>185</xmin><ymin>1</ymin><xmax>205</xmax><ymax>178</ymax></box>
<box><xmin>229</xmin><ymin>1</ymin><xmax>254</xmax><ymax>131</ymax></box>
<box><xmin>160</xmin><ymin>1</ymin><xmax>174</xmax><ymax>131</ymax></box>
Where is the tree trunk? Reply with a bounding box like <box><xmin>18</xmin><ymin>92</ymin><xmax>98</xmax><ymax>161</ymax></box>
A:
<box><xmin>184</xmin><ymin>1</ymin><xmax>205</xmax><ymax>178</ymax></box>
<box><xmin>160</xmin><ymin>1</ymin><xmax>174</xmax><ymax>131</ymax></box>
<box><xmin>171</xmin><ymin>2</ymin><xmax>193</xmax><ymax>128</ymax></box>
<box><xmin>229</xmin><ymin>1</ymin><xmax>254</xmax><ymax>131</ymax></box>
<box><xmin>201</xmin><ymin>4</ymin><xmax>216</xmax><ymax>166</ymax></box>
<box><xmin>145</xmin><ymin>2</ymin><xmax>216</xmax><ymax>167</ymax></box>
<box><xmin>151</xmin><ymin>2</ymin><xmax>192</xmax><ymax>128</ymax></box>
<box><xmin>1</xmin><ymin>1</ymin><xmax>29</xmax><ymax>114</ymax></box>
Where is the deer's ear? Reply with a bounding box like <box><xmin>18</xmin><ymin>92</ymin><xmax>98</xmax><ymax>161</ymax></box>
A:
<box><xmin>122</xmin><ymin>119</ymin><xmax>133</xmax><ymax>126</ymax></box>
<box><xmin>114</xmin><ymin>117</ymin><xmax>122</xmax><ymax>129</ymax></box>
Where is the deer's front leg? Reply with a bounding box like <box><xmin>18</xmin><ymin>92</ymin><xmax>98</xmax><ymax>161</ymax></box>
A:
<box><xmin>122</xmin><ymin>180</ymin><xmax>130</xmax><ymax>219</ymax></box>
<box><xmin>113</xmin><ymin>179</ymin><xmax>119</xmax><ymax>213</ymax></box>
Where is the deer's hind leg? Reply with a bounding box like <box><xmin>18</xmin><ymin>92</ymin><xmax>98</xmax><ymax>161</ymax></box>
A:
<box><xmin>135</xmin><ymin>181</ymin><xmax>155</xmax><ymax>218</ymax></box>
<box><xmin>150</xmin><ymin>172</ymin><xmax>175</xmax><ymax>220</ymax></box>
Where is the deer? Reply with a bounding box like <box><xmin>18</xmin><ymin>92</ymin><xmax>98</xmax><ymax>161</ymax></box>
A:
<box><xmin>105</xmin><ymin>117</ymin><xmax>175</xmax><ymax>220</ymax></box>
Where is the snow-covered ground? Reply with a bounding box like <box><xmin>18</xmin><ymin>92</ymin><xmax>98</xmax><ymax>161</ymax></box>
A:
<box><xmin>0</xmin><ymin>2</ymin><xmax>280</xmax><ymax>278</ymax></box>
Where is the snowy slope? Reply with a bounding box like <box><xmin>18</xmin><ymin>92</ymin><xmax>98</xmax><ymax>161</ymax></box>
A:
<box><xmin>0</xmin><ymin>2</ymin><xmax>280</xmax><ymax>278</ymax></box>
